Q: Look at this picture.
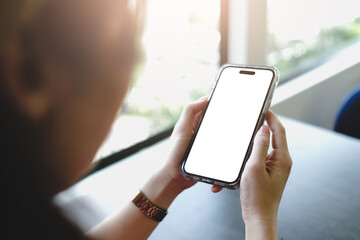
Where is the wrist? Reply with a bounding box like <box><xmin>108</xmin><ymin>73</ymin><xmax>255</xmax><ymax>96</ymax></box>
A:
<box><xmin>245</xmin><ymin>218</ymin><xmax>277</xmax><ymax>240</ymax></box>
<box><xmin>141</xmin><ymin>169</ymin><xmax>183</xmax><ymax>210</ymax></box>
<box><xmin>242</xmin><ymin>204</ymin><xmax>278</xmax><ymax>225</ymax></box>
<box><xmin>242</xmin><ymin>205</ymin><xmax>278</xmax><ymax>239</ymax></box>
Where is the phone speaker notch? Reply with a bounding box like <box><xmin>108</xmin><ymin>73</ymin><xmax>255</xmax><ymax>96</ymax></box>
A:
<box><xmin>239</xmin><ymin>70</ymin><xmax>255</xmax><ymax>75</ymax></box>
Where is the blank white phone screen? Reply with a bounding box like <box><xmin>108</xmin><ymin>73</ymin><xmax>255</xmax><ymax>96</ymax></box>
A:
<box><xmin>184</xmin><ymin>67</ymin><xmax>274</xmax><ymax>183</ymax></box>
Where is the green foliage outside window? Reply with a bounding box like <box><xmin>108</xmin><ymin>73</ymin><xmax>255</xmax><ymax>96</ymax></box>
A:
<box><xmin>268</xmin><ymin>19</ymin><xmax>360</xmax><ymax>80</ymax></box>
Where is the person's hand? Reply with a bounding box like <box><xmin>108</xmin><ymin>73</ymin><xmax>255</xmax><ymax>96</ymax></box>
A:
<box><xmin>240</xmin><ymin>110</ymin><xmax>292</xmax><ymax>239</ymax></box>
<box><xmin>142</xmin><ymin>97</ymin><xmax>221</xmax><ymax>210</ymax></box>
<box><xmin>159</xmin><ymin>97</ymin><xmax>209</xmax><ymax>191</ymax></box>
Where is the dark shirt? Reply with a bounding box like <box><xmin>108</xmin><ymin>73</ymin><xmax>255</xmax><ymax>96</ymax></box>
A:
<box><xmin>3</xmin><ymin>195</ymin><xmax>88</xmax><ymax>239</ymax></box>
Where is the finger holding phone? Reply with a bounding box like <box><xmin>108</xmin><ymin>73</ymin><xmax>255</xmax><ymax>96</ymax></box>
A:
<box><xmin>176</xmin><ymin>64</ymin><xmax>292</xmax><ymax>239</ymax></box>
<box><xmin>135</xmin><ymin>65</ymin><xmax>291</xmax><ymax>240</ymax></box>
<box><xmin>240</xmin><ymin>110</ymin><xmax>292</xmax><ymax>240</ymax></box>
<box><xmin>180</xmin><ymin>65</ymin><xmax>280</xmax><ymax>188</ymax></box>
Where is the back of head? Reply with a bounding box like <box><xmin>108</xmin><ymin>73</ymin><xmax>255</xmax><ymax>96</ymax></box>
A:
<box><xmin>0</xmin><ymin>0</ymin><xmax>143</xmax><ymax>238</ymax></box>
<box><xmin>0</xmin><ymin>2</ymin><xmax>82</xmax><ymax>239</ymax></box>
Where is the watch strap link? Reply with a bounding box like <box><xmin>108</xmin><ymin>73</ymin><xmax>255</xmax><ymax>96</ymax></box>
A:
<box><xmin>132</xmin><ymin>191</ymin><xmax>168</xmax><ymax>222</ymax></box>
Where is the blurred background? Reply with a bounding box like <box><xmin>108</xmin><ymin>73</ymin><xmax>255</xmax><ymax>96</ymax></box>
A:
<box><xmin>56</xmin><ymin>1</ymin><xmax>360</xmax><ymax>233</ymax></box>
<box><xmin>95</xmin><ymin>0</ymin><xmax>360</xmax><ymax>159</ymax></box>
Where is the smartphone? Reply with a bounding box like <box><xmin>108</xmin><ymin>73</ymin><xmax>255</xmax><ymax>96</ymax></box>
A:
<box><xmin>180</xmin><ymin>64</ymin><xmax>279</xmax><ymax>189</ymax></box>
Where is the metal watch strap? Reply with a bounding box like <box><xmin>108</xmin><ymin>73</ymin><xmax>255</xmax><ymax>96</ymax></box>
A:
<box><xmin>132</xmin><ymin>191</ymin><xmax>168</xmax><ymax>222</ymax></box>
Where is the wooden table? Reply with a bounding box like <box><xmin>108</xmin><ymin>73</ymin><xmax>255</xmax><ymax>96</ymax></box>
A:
<box><xmin>57</xmin><ymin>117</ymin><xmax>360</xmax><ymax>239</ymax></box>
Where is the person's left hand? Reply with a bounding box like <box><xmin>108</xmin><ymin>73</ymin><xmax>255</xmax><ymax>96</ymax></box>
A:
<box><xmin>160</xmin><ymin>97</ymin><xmax>207</xmax><ymax>191</ymax></box>
<box><xmin>159</xmin><ymin>97</ymin><xmax>222</xmax><ymax>193</ymax></box>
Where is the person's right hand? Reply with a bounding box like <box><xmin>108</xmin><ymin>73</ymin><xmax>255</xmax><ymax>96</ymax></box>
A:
<box><xmin>240</xmin><ymin>110</ymin><xmax>292</xmax><ymax>239</ymax></box>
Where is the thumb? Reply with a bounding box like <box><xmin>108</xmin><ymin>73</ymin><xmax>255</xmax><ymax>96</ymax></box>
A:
<box><xmin>248</xmin><ymin>125</ymin><xmax>271</xmax><ymax>167</ymax></box>
<box><xmin>172</xmin><ymin>98</ymin><xmax>208</xmax><ymax>136</ymax></box>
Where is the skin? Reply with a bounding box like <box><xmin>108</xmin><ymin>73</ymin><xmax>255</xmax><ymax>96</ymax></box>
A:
<box><xmin>3</xmin><ymin>0</ymin><xmax>292</xmax><ymax>239</ymax></box>
<box><xmin>198</xmin><ymin>109</ymin><xmax>292</xmax><ymax>240</ymax></box>
<box><xmin>241</xmin><ymin>110</ymin><xmax>292</xmax><ymax>239</ymax></box>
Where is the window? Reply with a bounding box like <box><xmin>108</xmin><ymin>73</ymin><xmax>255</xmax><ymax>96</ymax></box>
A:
<box><xmin>95</xmin><ymin>0</ymin><xmax>360</xmax><ymax>161</ymax></box>
<box><xmin>95</xmin><ymin>0</ymin><xmax>221</xmax><ymax>160</ymax></box>
<box><xmin>267</xmin><ymin>0</ymin><xmax>360</xmax><ymax>81</ymax></box>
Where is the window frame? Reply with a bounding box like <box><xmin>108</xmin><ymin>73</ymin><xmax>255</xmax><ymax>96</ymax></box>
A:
<box><xmin>89</xmin><ymin>0</ymin><xmax>228</xmax><ymax>175</ymax></box>
<box><xmin>226</xmin><ymin>0</ymin><xmax>267</xmax><ymax>65</ymax></box>
<box><xmin>91</xmin><ymin>0</ymin><xmax>357</xmax><ymax>174</ymax></box>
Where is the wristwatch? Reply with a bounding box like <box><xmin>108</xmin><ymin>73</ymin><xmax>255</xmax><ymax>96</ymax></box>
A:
<box><xmin>132</xmin><ymin>191</ymin><xmax>168</xmax><ymax>222</ymax></box>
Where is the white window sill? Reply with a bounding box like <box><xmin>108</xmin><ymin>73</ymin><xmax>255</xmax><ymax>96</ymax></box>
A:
<box><xmin>272</xmin><ymin>42</ymin><xmax>360</xmax><ymax>129</ymax></box>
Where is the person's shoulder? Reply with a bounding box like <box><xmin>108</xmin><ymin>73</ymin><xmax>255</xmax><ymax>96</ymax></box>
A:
<box><xmin>3</xmin><ymin>196</ymin><xmax>87</xmax><ymax>240</ymax></box>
